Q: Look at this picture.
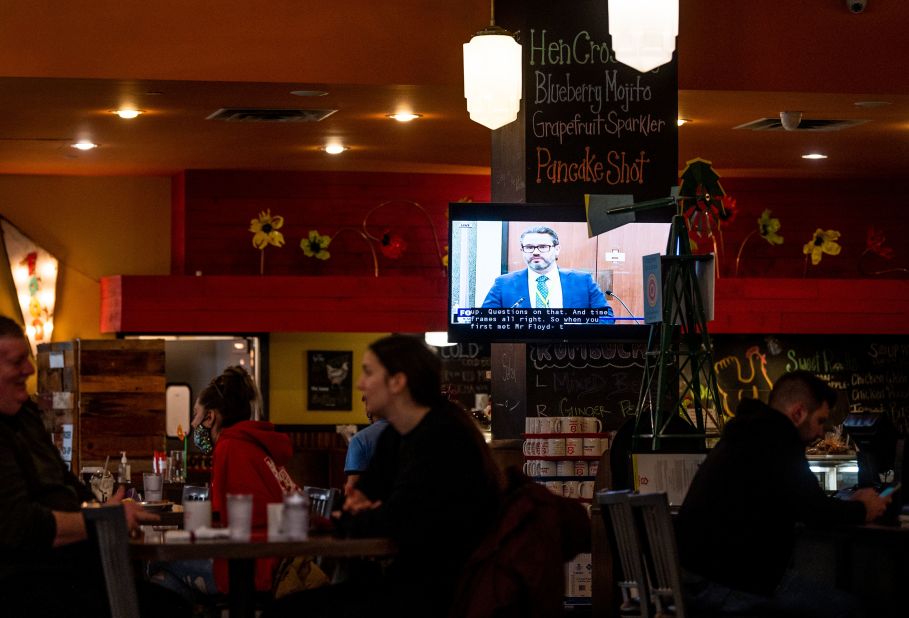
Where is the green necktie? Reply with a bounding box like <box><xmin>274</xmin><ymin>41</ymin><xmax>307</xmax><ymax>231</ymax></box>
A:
<box><xmin>535</xmin><ymin>275</ymin><xmax>550</xmax><ymax>308</ymax></box>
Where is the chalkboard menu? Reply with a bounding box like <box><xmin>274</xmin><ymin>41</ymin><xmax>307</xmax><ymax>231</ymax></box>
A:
<box><xmin>498</xmin><ymin>0</ymin><xmax>678</xmax><ymax>205</ymax></box>
<box><xmin>526</xmin><ymin>341</ymin><xmax>646</xmax><ymax>431</ymax></box>
<box><xmin>712</xmin><ymin>335</ymin><xmax>909</xmax><ymax>434</ymax></box>
<box><xmin>440</xmin><ymin>342</ymin><xmax>491</xmax><ymax>410</ymax></box>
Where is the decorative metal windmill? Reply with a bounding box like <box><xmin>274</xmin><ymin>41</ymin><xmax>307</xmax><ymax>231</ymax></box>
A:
<box><xmin>591</xmin><ymin>187</ymin><xmax>725</xmax><ymax>452</ymax></box>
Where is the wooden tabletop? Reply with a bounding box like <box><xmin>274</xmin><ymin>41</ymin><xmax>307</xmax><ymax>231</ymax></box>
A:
<box><xmin>130</xmin><ymin>534</ymin><xmax>397</xmax><ymax>561</ymax></box>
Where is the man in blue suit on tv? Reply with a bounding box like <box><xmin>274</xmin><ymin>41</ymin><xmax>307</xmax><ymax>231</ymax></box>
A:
<box><xmin>481</xmin><ymin>226</ymin><xmax>613</xmax><ymax>315</ymax></box>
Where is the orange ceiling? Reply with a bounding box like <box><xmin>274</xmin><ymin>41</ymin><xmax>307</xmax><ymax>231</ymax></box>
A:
<box><xmin>0</xmin><ymin>0</ymin><xmax>906</xmax><ymax>178</ymax></box>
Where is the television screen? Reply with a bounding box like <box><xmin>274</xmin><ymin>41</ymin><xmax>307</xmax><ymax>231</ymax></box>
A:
<box><xmin>448</xmin><ymin>202</ymin><xmax>671</xmax><ymax>342</ymax></box>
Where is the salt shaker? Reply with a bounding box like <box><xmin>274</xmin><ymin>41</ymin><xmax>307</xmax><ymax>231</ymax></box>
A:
<box><xmin>283</xmin><ymin>491</ymin><xmax>309</xmax><ymax>541</ymax></box>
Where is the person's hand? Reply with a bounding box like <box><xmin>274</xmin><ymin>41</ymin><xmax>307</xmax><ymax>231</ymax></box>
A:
<box><xmin>850</xmin><ymin>487</ymin><xmax>891</xmax><ymax>522</ymax></box>
<box><xmin>108</xmin><ymin>485</ymin><xmax>160</xmax><ymax>531</ymax></box>
<box><xmin>343</xmin><ymin>488</ymin><xmax>381</xmax><ymax>514</ymax></box>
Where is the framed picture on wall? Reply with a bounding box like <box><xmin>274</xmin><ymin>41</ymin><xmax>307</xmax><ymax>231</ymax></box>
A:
<box><xmin>307</xmin><ymin>350</ymin><xmax>353</xmax><ymax>411</ymax></box>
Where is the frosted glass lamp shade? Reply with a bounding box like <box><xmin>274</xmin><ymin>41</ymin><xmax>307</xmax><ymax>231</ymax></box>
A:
<box><xmin>463</xmin><ymin>32</ymin><xmax>522</xmax><ymax>130</ymax></box>
<box><xmin>609</xmin><ymin>0</ymin><xmax>678</xmax><ymax>73</ymax></box>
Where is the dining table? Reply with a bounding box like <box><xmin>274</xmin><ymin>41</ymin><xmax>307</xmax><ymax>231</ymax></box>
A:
<box><xmin>130</xmin><ymin>534</ymin><xmax>397</xmax><ymax>618</ymax></box>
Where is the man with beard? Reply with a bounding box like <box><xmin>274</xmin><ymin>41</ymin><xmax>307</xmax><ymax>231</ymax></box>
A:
<box><xmin>481</xmin><ymin>225</ymin><xmax>612</xmax><ymax>312</ymax></box>
<box><xmin>676</xmin><ymin>370</ymin><xmax>889</xmax><ymax>617</ymax></box>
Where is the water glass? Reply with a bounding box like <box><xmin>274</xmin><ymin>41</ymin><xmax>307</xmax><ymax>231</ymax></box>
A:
<box><xmin>143</xmin><ymin>472</ymin><xmax>164</xmax><ymax>502</ymax></box>
<box><xmin>227</xmin><ymin>494</ymin><xmax>254</xmax><ymax>541</ymax></box>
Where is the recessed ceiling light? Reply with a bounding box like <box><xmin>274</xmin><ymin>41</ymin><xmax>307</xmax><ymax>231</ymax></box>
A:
<box><xmin>291</xmin><ymin>90</ymin><xmax>329</xmax><ymax>97</ymax></box>
<box><xmin>854</xmin><ymin>100</ymin><xmax>891</xmax><ymax>108</ymax></box>
<box><xmin>113</xmin><ymin>108</ymin><xmax>143</xmax><ymax>119</ymax></box>
<box><xmin>387</xmin><ymin>112</ymin><xmax>422</xmax><ymax>122</ymax></box>
<box><xmin>71</xmin><ymin>140</ymin><xmax>98</xmax><ymax>151</ymax></box>
<box><xmin>323</xmin><ymin>143</ymin><xmax>347</xmax><ymax>155</ymax></box>
<box><xmin>677</xmin><ymin>118</ymin><xmax>689</xmax><ymax>126</ymax></box>
<box><xmin>802</xmin><ymin>153</ymin><xmax>828</xmax><ymax>160</ymax></box>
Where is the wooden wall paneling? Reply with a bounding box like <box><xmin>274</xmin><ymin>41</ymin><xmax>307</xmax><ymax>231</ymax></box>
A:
<box><xmin>36</xmin><ymin>340</ymin><xmax>166</xmax><ymax>472</ymax></box>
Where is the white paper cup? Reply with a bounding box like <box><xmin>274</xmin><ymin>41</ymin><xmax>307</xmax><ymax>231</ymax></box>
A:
<box><xmin>524</xmin><ymin>417</ymin><xmax>539</xmax><ymax>434</ymax></box>
<box><xmin>538</xmin><ymin>417</ymin><xmax>561</xmax><ymax>434</ymax></box>
<box><xmin>538</xmin><ymin>460</ymin><xmax>558</xmax><ymax>477</ymax></box>
<box><xmin>563</xmin><ymin>480</ymin><xmax>580</xmax><ymax>498</ymax></box>
<box><xmin>544</xmin><ymin>481</ymin><xmax>563</xmax><ymax>495</ymax></box>
<box><xmin>556</xmin><ymin>460</ymin><xmax>574</xmax><ymax>476</ymax></box>
<box><xmin>226</xmin><ymin>493</ymin><xmax>254</xmax><ymax>541</ymax></box>
<box><xmin>183</xmin><ymin>499</ymin><xmax>212</xmax><ymax>532</ymax></box>
<box><xmin>583</xmin><ymin>437</ymin><xmax>601</xmax><ymax>456</ymax></box>
<box><xmin>579</xmin><ymin>481</ymin><xmax>595</xmax><ymax>499</ymax></box>
<box><xmin>267</xmin><ymin>502</ymin><xmax>285</xmax><ymax>541</ymax></box>
<box><xmin>142</xmin><ymin>473</ymin><xmax>163</xmax><ymax>502</ymax></box>
<box><xmin>582</xmin><ymin>417</ymin><xmax>603</xmax><ymax>433</ymax></box>
<box><xmin>547</xmin><ymin>438</ymin><xmax>566</xmax><ymax>456</ymax></box>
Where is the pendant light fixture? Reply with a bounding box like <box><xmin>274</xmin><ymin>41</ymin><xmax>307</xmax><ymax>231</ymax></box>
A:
<box><xmin>462</xmin><ymin>0</ymin><xmax>522</xmax><ymax>130</ymax></box>
<box><xmin>608</xmin><ymin>0</ymin><xmax>678</xmax><ymax>73</ymax></box>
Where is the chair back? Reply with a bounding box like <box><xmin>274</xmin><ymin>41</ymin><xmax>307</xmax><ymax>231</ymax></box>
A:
<box><xmin>83</xmin><ymin>505</ymin><xmax>141</xmax><ymax>618</ymax></box>
<box><xmin>629</xmin><ymin>492</ymin><xmax>686</xmax><ymax>618</ymax></box>
<box><xmin>303</xmin><ymin>486</ymin><xmax>341</xmax><ymax>518</ymax></box>
<box><xmin>596</xmin><ymin>490</ymin><xmax>651</xmax><ymax>618</ymax></box>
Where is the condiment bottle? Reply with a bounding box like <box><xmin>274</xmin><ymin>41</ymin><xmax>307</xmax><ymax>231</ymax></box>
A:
<box><xmin>282</xmin><ymin>491</ymin><xmax>309</xmax><ymax>541</ymax></box>
<box><xmin>117</xmin><ymin>451</ymin><xmax>131</xmax><ymax>484</ymax></box>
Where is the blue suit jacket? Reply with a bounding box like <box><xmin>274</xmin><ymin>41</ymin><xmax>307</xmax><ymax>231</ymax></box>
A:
<box><xmin>481</xmin><ymin>269</ymin><xmax>611</xmax><ymax>311</ymax></box>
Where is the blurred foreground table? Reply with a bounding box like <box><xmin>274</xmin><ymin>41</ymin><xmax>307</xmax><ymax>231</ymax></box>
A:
<box><xmin>131</xmin><ymin>535</ymin><xmax>396</xmax><ymax>618</ymax></box>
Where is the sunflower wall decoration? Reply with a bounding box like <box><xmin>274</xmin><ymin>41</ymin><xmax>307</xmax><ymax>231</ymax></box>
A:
<box><xmin>734</xmin><ymin>209</ymin><xmax>784</xmax><ymax>276</ymax></box>
<box><xmin>249</xmin><ymin>209</ymin><xmax>285</xmax><ymax>275</ymax></box>
<box><xmin>802</xmin><ymin>227</ymin><xmax>842</xmax><ymax>273</ymax></box>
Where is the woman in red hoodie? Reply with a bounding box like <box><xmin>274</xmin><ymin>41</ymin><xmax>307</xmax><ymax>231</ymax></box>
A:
<box><xmin>151</xmin><ymin>365</ymin><xmax>298</xmax><ymax>600</ymax></box>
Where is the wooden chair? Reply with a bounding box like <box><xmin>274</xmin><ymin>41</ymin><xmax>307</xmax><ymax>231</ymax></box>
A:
<box><xmin>83</xmin><ymin>504</ymin><xmax>141</xmax><ymax>618</ymax></box>
<box><xmin>629</xmin><ymin>492</ymin><xmax>687</xmax><ymax>618</ymax></box>
<box><xmin>596</xmin><ymin>490</ymin><xmax>652</xmax><ymax>617</ymax></box>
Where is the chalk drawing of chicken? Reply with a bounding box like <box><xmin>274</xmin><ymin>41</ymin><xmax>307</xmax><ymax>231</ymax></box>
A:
<box><xmin>714</xmin><ymin>345</ymin><xmax>774</xmax><ymax>417</ymax></box>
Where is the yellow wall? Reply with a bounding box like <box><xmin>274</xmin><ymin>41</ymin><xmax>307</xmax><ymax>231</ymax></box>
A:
<box><xmin>0</xmin><ymin>174</ymin><xmax>172</xmax><ymax>390</ymax></box>
<box><xmin>269</xmin><ymin>332</ymin><xmax>389</xmax><ymax>425</ymax></box>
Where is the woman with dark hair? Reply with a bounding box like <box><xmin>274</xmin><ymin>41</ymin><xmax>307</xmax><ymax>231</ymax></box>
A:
<box><xmin>152</xmin><ymin>366</ymin><xmax>303</xmax><ymax>600</ymax></box>
<box><xmin>337</xmin><ymin>334</ymin><xmax>502</xmax><ymax>616</ymax></box>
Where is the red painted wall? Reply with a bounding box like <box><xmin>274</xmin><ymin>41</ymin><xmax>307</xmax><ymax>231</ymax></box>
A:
<box><xmin>701</xmin><ymin>177</ymin><xmax>909</xmax><ymax>280</ymax></box>
<box><xmin>175</xmin><ymin>170</ymin><xmax>491</xmax><ymax>278</ymax></box>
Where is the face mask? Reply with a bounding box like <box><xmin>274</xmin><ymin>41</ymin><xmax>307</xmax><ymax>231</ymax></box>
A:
<box><xmin>192</xmin><ymin>423</ymin><xmax>214</xmax><ymax>455</ymax></box>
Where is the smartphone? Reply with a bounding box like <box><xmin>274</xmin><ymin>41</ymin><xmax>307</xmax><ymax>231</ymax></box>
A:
<box><xmin>880</xmin><ymin>482</ymin><xmax>902</xmax><ymax>497</ymax></box>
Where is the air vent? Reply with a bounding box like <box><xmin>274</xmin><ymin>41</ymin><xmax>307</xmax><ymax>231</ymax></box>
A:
<box><xmin>733</xmin><ymin>118</ymin><xmax>868</xmax><ymax>131</ymax></box>
<box><xmin>206</xmin><ymin>108</ymin><xmax>337</xmax><ymax>122</ymax></box>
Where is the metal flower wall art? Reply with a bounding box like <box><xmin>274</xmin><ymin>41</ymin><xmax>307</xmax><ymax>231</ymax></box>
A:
<box><xmin>249</xmin><ymin>209</ymin><xmax>285</xmax><ymax>274</ymax></box>
<box><xmin>859</xmin><ymin>225</ymin><xmax>907</xmax><ymax>276</ymax></box>
<box><xmin>301</xmin><ymin>230</ymin><xmax>332</xmax><ymax>260</ymax></box>
<box><xmin>300</xmin><ymin>200</ymin><xmax>446</xmax><ymax>277</ymax></box>
<box><xmin>677</xmin><ymin>158</ymin><xmax>736</xmax><ymax>274</ymax></box>
<box><xmin>734</xmin><ymin>209</ymin><xmax>784</xmax><ymax>276</ymax></box>
<box><xmin>803</xmin><ymin>227</ymin><xmax>842</xmax><ymax>273</ymax></box>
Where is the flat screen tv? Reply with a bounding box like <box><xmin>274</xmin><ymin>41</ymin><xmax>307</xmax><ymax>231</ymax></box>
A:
<box><xmin>448</xmin><ymin>202</ymin><xmax>671</xmax><ymax>342</ymax></box>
